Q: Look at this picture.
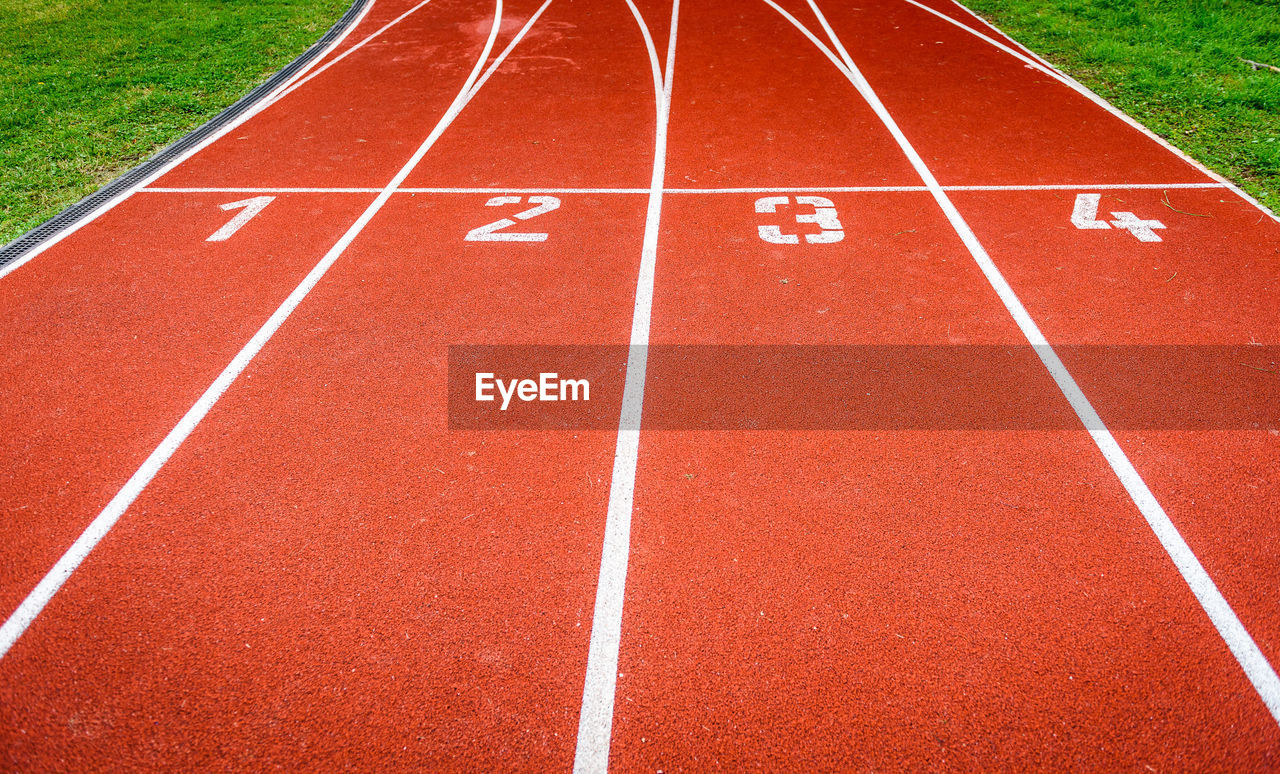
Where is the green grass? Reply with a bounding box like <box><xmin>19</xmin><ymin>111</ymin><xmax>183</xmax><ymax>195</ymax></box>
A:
<box><xmin>964</xmin><ymin>0</ymin><xmax>1280</xmax><ymax>213</ymax></box>
<box><xmin>0</xmin><ymin>0</ymin><xmax>350</xmax><ymax>245</ymax></box>
<box><xmin>2</xmin><ymin>0</ymin><xmax>1277</xmax><ymax>245</ymax></box>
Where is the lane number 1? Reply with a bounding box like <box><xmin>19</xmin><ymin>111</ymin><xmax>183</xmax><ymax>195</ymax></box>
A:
<box><xmin>206</xmin><ymin>196</ymin><xmax>275</xmax><ymax>242</ymax></box>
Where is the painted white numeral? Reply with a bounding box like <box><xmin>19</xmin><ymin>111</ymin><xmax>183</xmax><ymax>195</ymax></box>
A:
<box><xmin>1072</xmin><ymin>193</ymin><xmax>1166</xmax><ymax>242</ymax></box>
<box><xmin>1071</xmin><ymin>193</ymin><xmax>1110</xmax><ymax>229</ymax></box>
<box><xmin>465</xmin><ymin>195</ymin><xmax>561</xmax><ymax>242</ymax></box>
<box><xmin>206</xmin><ymin>196</ymin><xmax>275</xmax><ymax>242</ymax></box>
<box><xmin>755</xmin><ymin>195</ymin><xmax>844</xmax><ymax>244</ymax></box>
<box><xmin>1108</xmin><ymin>211</ymin><xmax>1166</xmax><ymax>242</ymax></box>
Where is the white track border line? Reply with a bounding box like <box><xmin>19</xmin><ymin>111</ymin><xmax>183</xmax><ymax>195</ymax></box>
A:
<box><xmin>138</xmin><ymin>182</ymin><xmax>1228</xmax><ymax>195</ymax></box>
<box><xmin>572</xmin><ymin>0</ymin><xmax>678</xmax><ymax>771</ymax></box>
<box><xmin>0</xmin><ymin>0</ymin><xmax>564</xmax><ymax>661</ymax></box>
<box><xmin>940</xmin><ymin>183</ymin><xmax>1225</xmax><ymax>191</ymax></box>
<box><xmin>912</xmin><ymin>0</ymin><xmax>1055</xmax><ymax>67</ymax></box>
<box><xmin>143</xmin><ymin>187</ymin><xmax>387</xmax><ymax>193</ymax></box>
<box><xmin>899</xmin><ymin>0</ymin><xmax>1278</xmax><ymax>222</ymax></box>
<box><xmin>0</xmin><ymin>0</ymin><xmax>435</xmax><ymax>283</ymax></box>
<box><xmin>782</xmin><ymin>0</ymin><xmax>1280</xmax><ymax>724</ymax></box>
<box><xmin>141</xmin><ymin>186</ymin><xmax>649</xmax><ymax>194</ymax></box>
<box><xmin>671</xmin><ymin>182</ymin><xmax>1227</xmax><ymax>192</ymax></box>
<box><xmin>254</xmin><ymin>0</ymin><xmax>438</xmax><ymax>112</ymax></box>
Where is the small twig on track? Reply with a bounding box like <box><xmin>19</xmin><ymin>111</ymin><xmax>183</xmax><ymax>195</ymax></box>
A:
<box><xmin>1161</xmin><ymin>190</ymin><xmax>1209</xmax><ymax>217</ymax></box>
<box><xmin>1241</xmin><ymin>58</ymin><xmax>1280</xmax><ymax>73</ymax></box>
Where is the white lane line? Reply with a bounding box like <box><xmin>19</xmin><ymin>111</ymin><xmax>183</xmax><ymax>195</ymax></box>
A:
<box><xmin>760</xmin><ymin>0</ymin><xmax>864</xmax><ymax>78</ymax></box>
<box><xmin>403</xmin><ymin>187</ymin><xmax>646</xmax><ymax>193</ymax></box>
<box><xmin>671</xmin><ymin>185</ymin><xmax>930</xmax><ymax>192</ymax></box>
<box><xmin>796</xmin><ymin>0</ymin><xmax>1280</xmax><ymax>725</ymax></box>
<box><xmin>257</xmin><ymin>0</ymin><xmax>439</xmax><ymax>111</ymax></box>
<box><xmin>572</xmin><ymin>0</ymin><xmax>678</xmax><ymax>772</ymax></box>
<box><xmin>906</xmin><ymin>0</ymin><xmax>1278</xmax><ymax>222</ymax></box>
<box><xmin>943</xmin><ymin>182</ymin><xmax>1227</xmax><ymax>191</ymax></box>
<box><xmin>141</xmin><ymin>187</ymin><xmax>648</xmax><ymax>194</ymax></box>
<box><xmin>139</xmin><ymin>183</ymin><xmax>1229</xmax><ymax>195</ymax></box>
<box><xmin>898</xmin><ymin>0</ymin><xmax>1083</xmax><ymax>90</ymax></box>
<box><xmin>142</xmin><ymin>187</ymin><xmax>385</xmax><ymax>193</ymax></box>
<box><xmin>935</xmin><ymin>0</ymin><xmax>1058</xmax><ymax>70</ymax></box>
<box><xmin>670</xmin><ymin>183</ymin><xmax>1229</xmax><ymax>192</ymax></box>
<box><xmin>457</xmin><ymin>0</ymin><xmax>555</xmax><ymax>110</ymax></box>
<box><xmin>952</xmin><ymin>0</ymin><xmax>1058</xmax><ymax>70</ymax></box>
<box><xmin>907</xmin><ymin>0</ymin><xmax>1055</xmax><ymax>67</ymax></box>
<box><xmin>0</xmin><ymin>0</ymin><xmax>379</xmax><ymax>283</ymax></box>
<box><xmin>0</xmin><ymin>0</ymin><xmax>531</xmax><ymax>661</ymax></box>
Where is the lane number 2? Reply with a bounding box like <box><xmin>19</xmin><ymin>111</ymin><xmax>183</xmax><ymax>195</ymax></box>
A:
<box><xmin>1071</xmin><ymin>193</ymin><xmax>1165</xmax><ymax>242</ymax></box>
<box><xmin>465</xmin><ymin>196</ymin><xmax>561</xmax><ymax>242</ymax></box>
<box><xmin>755</xmin><ymin>195</ymin><xmax>845</xmax><ymax>244</ymax></box>
<box><xmin>206</xmin><ymin>196</ymin><xmax>275</xmax><ymax>242</ymax></box>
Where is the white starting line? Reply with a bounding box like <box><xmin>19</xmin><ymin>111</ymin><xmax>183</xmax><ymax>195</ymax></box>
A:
<box><xmin>138</xmin><ymin>182</ymin><xmax>1230</xmax><ymax>195</ymax></box>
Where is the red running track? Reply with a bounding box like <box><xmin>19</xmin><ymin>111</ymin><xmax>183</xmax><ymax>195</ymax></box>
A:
<box><xmin>1</xmin><ymin>0</ymin><xmax>1277</xmax><ymax>769</ymax></box>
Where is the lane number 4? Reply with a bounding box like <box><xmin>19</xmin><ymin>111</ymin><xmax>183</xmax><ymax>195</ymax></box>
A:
<box><xmin>1071</xmin><ymin>193</ymin><xmax>1165</xmax><ymax>242</ymax></box>
<box><xmin>756</xmin><ymin>195</ymin><xmax>845</xmax><ymax>244</ymax></box>
<box><xmin>465</xmin><ymin>195</ymin><xmax>561</xmax><ymax>242</ymax></box>
<box><xmin>206</xmin><ymin>196</ymin><xmax>275</xmax><ymax>242</ymax></box>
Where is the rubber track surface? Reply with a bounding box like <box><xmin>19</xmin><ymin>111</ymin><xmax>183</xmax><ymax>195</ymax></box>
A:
<box><xmin>1</xmin><ymin>0</ymin><xmax>1277</xmax><ymax>770</ymax></box>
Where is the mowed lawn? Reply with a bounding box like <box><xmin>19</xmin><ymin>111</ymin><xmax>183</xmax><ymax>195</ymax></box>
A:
<box><xmin>0</xmin><ymin>0</ymin><xmax>349</xmax><ymax>245</ymax></box>
<box><xmin>966</xmin><ymin>0</ymin><xmax>1279</xmax><ymax>213</ymax></box>
<box><xmin>1</xmin><ymin>0</ymin><xmax>1277</xmax><ymax>248</ymax></box>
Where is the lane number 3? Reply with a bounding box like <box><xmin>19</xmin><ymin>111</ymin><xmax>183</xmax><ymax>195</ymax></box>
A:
<box><xmin>755</xmin><ymin>195</ymin><xmax>845</xmax><ymax>244</ymax></box>
<box><xmin>465</xmin><ymin>196</ymin><xmax>561</xmax><ymax>242</ymax></box>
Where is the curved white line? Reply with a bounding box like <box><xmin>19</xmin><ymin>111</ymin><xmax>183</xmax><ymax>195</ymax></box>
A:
<box><xmin>766</xmin><ymin>0</ymin><xmax>1280</xmax><ymax>727</ymax></box>
<box><xmin>0</xmin><ymin>0</ymin><xmax>512</xmax><ymax>662</ymax></box>
<box><xmin>903</xmin><ymin>0</ymin><xmax>1278</xmax><ymax>222</ymax></box>
<box><xmin>260</xmin><ymin>0</ymin><xmax>440</xmax><ymax>111</ymax></box>
<box><xmin>573</xmin><ymin>1</ymin><xmax>678</xmax><ymax>772</ymax></box>
<box><xmin>941</xmin><ymin>0</ymin><xmax>1057</xmax><ymax>68</ymax></box>
<box><xmin>899</xmin><ymin>0</ymin><xmax>1077</xmax><ymax>88</ymax></box>
<box><xmin>760</xmin><ymin>0</ymin><xmax>854</xmax><ymax>79</ymax></box>
<box><xmin>461</xmin><ymin>0</ymin><xmax>555</xmax><ymax>105</ymax></box>
<box><xmin>0</xmin><ymin>0</ymin><xmax>381</xmax><ymax>282</ymax></box>
<box><xmin>136</xmin><ymin>182</ymin><xmax>1228</xmax><ymax>195</ymax></box>
<box><xmin>624</xmin><ymin>0</ymin><xmax>666</xmax><ymax>116</ymax></box>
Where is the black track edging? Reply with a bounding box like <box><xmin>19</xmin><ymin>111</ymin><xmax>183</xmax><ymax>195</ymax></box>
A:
<box><xmin>0</xmin><ymin>0</ymin><xmax>373</xmax><ymax>270</ymax></box>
